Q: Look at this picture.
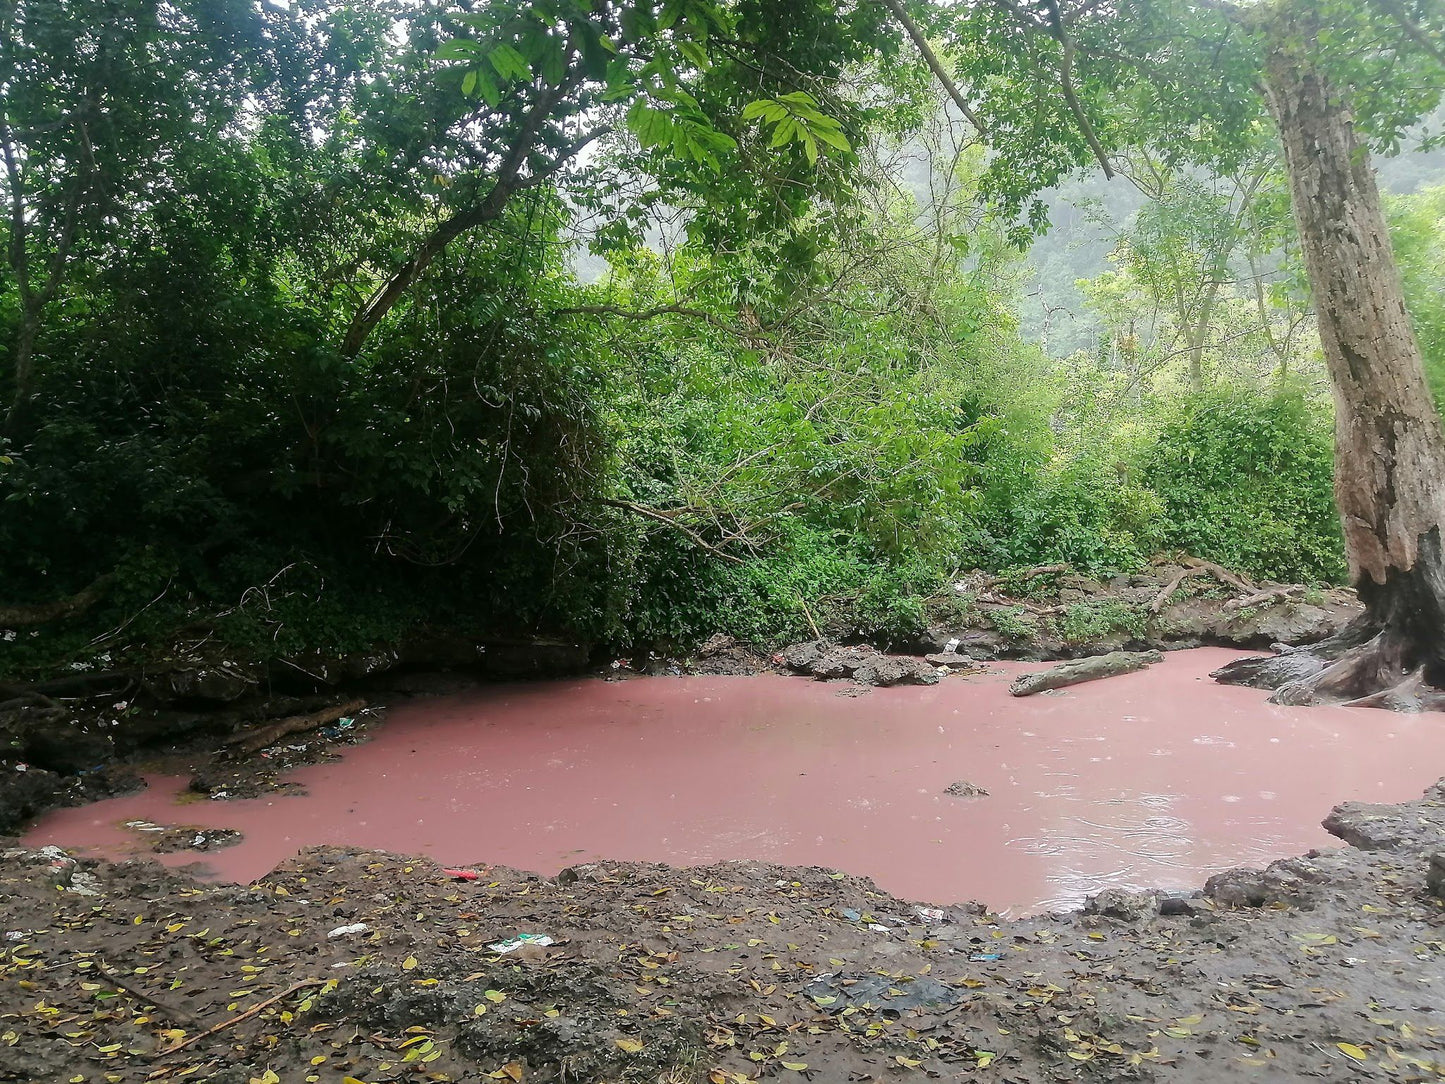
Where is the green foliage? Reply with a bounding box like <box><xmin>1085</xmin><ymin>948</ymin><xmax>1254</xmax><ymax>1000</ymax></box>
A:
<box><xmin>1059</xmin><ymin>600</ymin><xmax>1147</xmax><ymax>644</ymax></box>
<box><xmin>1390</xmin><ymin>184</ymin><xmax>1445</xmax><ymax>409</ymax></box>
<box><xmin>1144</xmin><ymin>388</ymin><xmax>1346</xmax><ymax>584</ymax></box>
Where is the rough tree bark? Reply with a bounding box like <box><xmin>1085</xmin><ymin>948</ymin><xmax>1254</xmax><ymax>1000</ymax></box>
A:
<box><xmin>1212</xmin><ymin>11</ymin><xmax>1445</xmax><ymax>711</ymax></box>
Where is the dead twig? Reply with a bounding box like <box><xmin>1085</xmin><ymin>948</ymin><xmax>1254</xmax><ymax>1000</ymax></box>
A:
<box><xmin>600</xmin><ymin>498</ymin><xmax>746</xmax><ymax>565</ymax></box>
<box><xmin>89</xmin><ymin>960</ymin><xmax>204</xmax><ymax>1029</ymax></box>
<box><xmin>153</xmin><ymin>979</ymin><xmax>326</xmax><ymax>1057</ymax></box>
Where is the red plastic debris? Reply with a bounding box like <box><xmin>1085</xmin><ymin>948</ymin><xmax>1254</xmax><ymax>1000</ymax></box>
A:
<box><xmin>442</xmin><ymin>868</ymin><xmax>481</xmax><ymax>880</ymax></box>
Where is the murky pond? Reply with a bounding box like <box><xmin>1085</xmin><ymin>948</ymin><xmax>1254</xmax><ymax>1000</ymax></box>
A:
<box><xmin>23</xmin><ymin>647</ymin><xmax>1445</xmax><ymax>913</ymax></box>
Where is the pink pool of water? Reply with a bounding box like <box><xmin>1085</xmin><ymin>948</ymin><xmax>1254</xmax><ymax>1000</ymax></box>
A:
<box><xmin>23</xmin><ymin>647</ymin><xmax>1445</xmax><ymax>913</ymax></box>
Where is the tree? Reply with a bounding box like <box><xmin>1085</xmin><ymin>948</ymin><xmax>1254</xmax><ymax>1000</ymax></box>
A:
<box><xmin>902</xmin><ymin>0</ymin><xmax>1444</xmax><ymax>708</ymax></box>
<box><xmin>346</xmin><ymin>0</ymin><xmax>914</xmax><ymax>360</ymax></box>
<box><xmin>0</xmin><ymin>0</ymin><xmax>272</xmax><ymax>435</ymax></box>
<box><xmin>1212</xmin><ymin>2</ymin><xmax>1445</xmax><ymax>708</ymax></box>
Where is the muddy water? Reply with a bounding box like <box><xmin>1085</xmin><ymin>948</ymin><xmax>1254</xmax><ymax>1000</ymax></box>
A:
<box><xmin>23</xmin><ymin>648</ymin><xmax>1445</xmax><ymax>913</ymax></box>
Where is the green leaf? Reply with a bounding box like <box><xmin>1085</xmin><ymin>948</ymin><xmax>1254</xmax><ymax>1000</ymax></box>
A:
<box><xmin>488</xmin><ymin>42</ymin><xmax>531</xmax><ymax>82</ymax></box>
<box><xmin>436</xmin><ymin>39</ymin><xmax>480</xmax><ymax>60</ymax></box>
<box><xmin>540</xmin><ymin>39</ymin><xmax>566</xmax><ymax>86</ymax></box>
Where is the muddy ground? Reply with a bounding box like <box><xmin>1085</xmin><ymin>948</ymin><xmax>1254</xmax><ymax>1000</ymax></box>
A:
<box><xmin>3</xmin><ymin>779</ymin><xmax>1444</xmax><ymax>1083</ymax></box>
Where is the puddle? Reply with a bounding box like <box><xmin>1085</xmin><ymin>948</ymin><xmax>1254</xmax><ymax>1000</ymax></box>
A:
<box><xmin>22</xmin><ymin>647</ymin><xmax>1445</xmax><ymax>913</ymax></box>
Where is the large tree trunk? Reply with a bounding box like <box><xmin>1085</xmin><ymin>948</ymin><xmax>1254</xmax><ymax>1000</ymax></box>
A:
<box><xmin>1212</xmin><ymin>11</ymin><xmax>1445</xmax><ymax>711</ymax></box>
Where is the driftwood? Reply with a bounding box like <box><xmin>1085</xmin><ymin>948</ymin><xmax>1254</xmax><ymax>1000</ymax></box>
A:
<box><xmin>0</xmin><ymin>573</ymin><xmax>114</xmax><ymax>627</ymax></box>
<box><xmin>1009</xmin><ymin>650</ymin><xmax>1164</xmax><ymax>697</ymax></box>
<box><xmin>226</xmin><ymin>697</ymin><xmax>366</xmax><ymax>757</ymax></box>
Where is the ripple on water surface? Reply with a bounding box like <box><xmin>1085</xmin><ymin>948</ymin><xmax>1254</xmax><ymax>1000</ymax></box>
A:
<box><xmin>23</xmin><ymin>647</ymin><xmax>1445</xmax><ymax>914</ymax></box>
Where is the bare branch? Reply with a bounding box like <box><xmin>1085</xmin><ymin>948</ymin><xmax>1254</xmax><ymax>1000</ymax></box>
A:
<box><xmin>599</xmin><ymin>498</ymin><xmax>747</xmax><ymax>565</ymax></box>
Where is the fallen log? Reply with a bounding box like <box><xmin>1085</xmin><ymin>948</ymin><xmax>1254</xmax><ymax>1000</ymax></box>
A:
<box><xmin>1009</xmin><ymin>650</ymin><xmax>1163</xmax><ymax>697</ymax></box>
<box><xmin>0</xmin><ymin>573</ymin><xmax>115</xmax><ymax>627</ymax></box>
<box><xmin>226</xmin><ymin>697</ymin><xmax>366</xmax><ymax>757</ymax></box>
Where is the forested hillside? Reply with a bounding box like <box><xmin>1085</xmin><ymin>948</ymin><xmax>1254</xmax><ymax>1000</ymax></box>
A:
<box><xmin>1</xmin><ymin>0</ymin><xmax>1441</xmax><ymax>678</ymax></box>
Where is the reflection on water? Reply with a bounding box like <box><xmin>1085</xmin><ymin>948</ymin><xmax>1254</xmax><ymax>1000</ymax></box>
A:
<box><xmin>23</xmin><ymin>647</ymin><xmax>1445</xmax><ymax>914</ymax></box>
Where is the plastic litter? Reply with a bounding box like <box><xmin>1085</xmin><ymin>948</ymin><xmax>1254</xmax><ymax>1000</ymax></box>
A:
<box><xmin>5</xmin><ymin>931</ymin><xmax>27</xmax><ymax>942</ymax></box>
<box><xmin>66</xmin><ymin>872</ymin><xmax>103</xmax><ymax>896</ymax></box>
<box><xmin>327</xmin><ymin>923</ymin><xmax>371</xmax><ymax>939</ymax></box>
<box><xmin>488</xmin><ymin>933</ymin><xmax>555</xmax><ymax>954</ymax></box>
<box><xmin>944</xmin><ymin>638</ymin><xmax>961</xmax><ymax>653</ymax></box>
<box><xmin>803</xmin><ymin>973</ymin><xmax>965</xmax><ymax>1016</ymax></box>
<box><xmin>867</xmin><ymin>923</ymin><xmax>889</xmax><ymax>933</ymax></box>
<box><xmin>969</xmin><ymin>952</ymin><xmax>1003</xmax><ymax>961</ymax></box>
<box><xmin>840</xmin><ymin>908</ymin><xmax>862</xmax><ymax>922</ymax></box>
<box><xmin>915</xmin><ymin>906</ymin><xmax>945</xmax><ymax>922</ymax></box>
<box><xmin>442</xmin><ymin>867</ymin><xmax>482</xmax><ymax>880</ymax></box>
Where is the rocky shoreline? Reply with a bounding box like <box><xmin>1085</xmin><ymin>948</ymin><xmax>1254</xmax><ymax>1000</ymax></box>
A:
<box><xmin>2</xmin><ymin>779</ymin><xmax>1443</xmax><ymax>1082</ymax></box>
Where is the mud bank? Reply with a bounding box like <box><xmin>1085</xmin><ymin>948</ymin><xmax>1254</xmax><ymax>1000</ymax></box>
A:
<box><xmin>3</xmin><ymin>781</ymin><xmax>1445</xmax><ymax>1083</ymax></box>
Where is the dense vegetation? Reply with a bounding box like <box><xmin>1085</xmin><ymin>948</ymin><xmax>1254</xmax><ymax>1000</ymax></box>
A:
<box><xmin>1</xmin><ymin>0</ymin><xmax>1442</xmax><ymax>674</ymax></box>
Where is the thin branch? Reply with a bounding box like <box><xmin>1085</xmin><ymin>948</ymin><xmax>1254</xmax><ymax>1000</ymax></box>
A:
<box><xmin>880</xmin><ymin>0</ymin><xmax>987</xmax><ymax>132</ymax></box>
<box><xmin>599</xmin><ymin>498</ymin><xmax>746</xmax><ymax>565</ymax></box>
<box><xmin>1044</xmin><ymin>0</ymin><xmax>1115</xmax><ymax>178</ymax></box>
<box><xmin>549</xmin><ymin>303</ymin><xmax>733</xmax><ymax>331</ymax></box>
<box><xmin>1369</xmin><ymin>0</ymin><xmax>1445</xmax><ymax>66</ymax></box>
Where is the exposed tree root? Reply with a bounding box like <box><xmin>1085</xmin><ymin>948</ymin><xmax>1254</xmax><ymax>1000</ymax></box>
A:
<box><xmin>1213</xmin><ymin>616</ymin><xmax>1445</xmax><ymax>711</ymax></box>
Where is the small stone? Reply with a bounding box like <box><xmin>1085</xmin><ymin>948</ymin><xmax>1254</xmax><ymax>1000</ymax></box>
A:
<box><xmin>943</xmin><ymin>780</ymin><xmax>988</xmax><ymax>799</ymax></box>
<box><xmin>1427</xmin><ymin>853</ymin><xmax>1445</xmax><ymax>899</ymax></box>
<box><xmin>1158</xmin><ymin>894</ymin><xmax>1199</xmax><ymax>916</ymax></box>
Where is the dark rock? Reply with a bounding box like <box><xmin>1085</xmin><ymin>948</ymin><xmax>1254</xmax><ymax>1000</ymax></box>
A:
<box><xmin>943</xmin><ymin>780</ymin><xmax>988</xmax><ymax>799</ymax></box>
<box><xmin>480</xmin><ymin>638</ymin><xmax>591</xmax><ymax>679</ymax></box>
<box><xmin>143</xmin><ymin>664</ymin><xmax>259</xmax><ymax>704</ymax></box>
<box><xmin>1427</xmin><ymin>853</ymin><xmax>1445</xmax><ymax>899</ymax></box>
<box><xmin>781</xmin><ymin>640</ymin><xmax>826</xmax><ymax>672</ymax></box>
<box><xmin>811</xmin><ymin>648</ymin><xmax>861</xmax><ymax>680</ymax></box>
<box><xmin>1324</xmin><ymin>790</ymin><xmax>1445</xmax><ymax>852</ymax></box>
<box><xmin>1084</xmin><ymin>888</ymin><xmax>1159</xmax><ymax>923</ymax></box>
<box><xmin>853</xmin><ymin>655</ymin><xmax>940</xmax><ymax>687</ymax></box>
<box><xmin>23</xmin><ymin>720</ymin><xmax>114</xmax><ymax>774</ymax></box>
<box><xmin>1158</xmin><ymin>894</ymin><xmax>1200</xmax><ymax>917</ymax></box>
<box><xmin>1203</xmin><ymin>856</ymin><xmax>1328</xmax><ymax>908</ymax></box>
<box><xmin>0</xmin><ymin>765</ymin><xmax>65</xmax><ymax>834</ymax></box>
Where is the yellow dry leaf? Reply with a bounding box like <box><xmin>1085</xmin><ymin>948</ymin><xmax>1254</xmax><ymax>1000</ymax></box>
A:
<box><xmin>402</xmin><ymin>957</ymin><xmax>418</xmax><ymax>971</ymax></box>
<box><xmin>780</xmin><ymin>1062</ymin><xmax>808</xmax><ymax>1071</ymax></box>
<box><xmin>615</xmin><ymin>1037</ymin><xmax>644</xmax><ymax>1054</ymax></box>
<box><xmin>1337</xmin><ymin>1043</ymin><xmax>1368</xmax><ymax>1062</ymax></box>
